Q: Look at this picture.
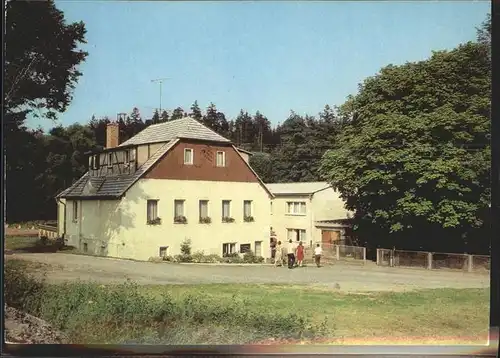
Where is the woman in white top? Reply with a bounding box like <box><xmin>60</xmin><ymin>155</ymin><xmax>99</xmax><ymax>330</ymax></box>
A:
<box><xmin>314</xmin><ymin>244</ymin><xmax>322</xmax><ymax>267</ymax></box>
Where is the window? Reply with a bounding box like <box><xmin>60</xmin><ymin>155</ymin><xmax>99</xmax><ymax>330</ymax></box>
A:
<box><xmin>147</xmin><ymin>200</ymin><xmax>158</xmax><ymax>222</ymax></box>
<box><xmin>108</xmin><ymin>153</ymin><xmax>113</xmax><ymax>167</ymax></box>
<box><xmin>184</xmin><ymin>148</ymin><xmax>193</xmax><ymax>165</ymax></box>
<box><xmin>216</xmin><ymin>151</ymin><xmax>226</xmax><ymax>167</ymax></box>
<box><xmin>124</xmin><ymin>150</ymin><xmax>130</xmax><ymax>166</ymax></box>
<box><xmin>94</xmin><ymin>155</ymin><xmax>100</xmax><ymax>169</ymax></box>
<box><xmin>199</xmin><ymin>200</ymin><xmax>209</xmax><ymax>219</ymax></box>
<box><xmin>243</xmin><ymin>200</ymin><xmax>252</xmax><ymax>217</ymax></box>
<box><xmin>72</xmin><ymin>201</ymin><xmax>78</xmax><ymax>222</ymax></box>
<box><xmin>240</xmin><ymin>243</ymin><xmax>251</xmax><ymax>253</ymax></box>
<box><xmin>286</xmin><ymin>201</ymin><xmax>306</xmax><ymax>215</ymax></box>
<box><xmin>287</xmin><ymin>229</ymin><xmax>306</xmax><ymax>242</ymax></box>
<box><xmin>222</xmin><ymin>243</ymin><xmax>236</xmax><ymax>256</ymax></box>
<box><xmin>222</xmin><ymin>200</ymin><xmax>231</xmax><ymax>218</ymax></box>
<box><xmin>174</xmin><ymin>200</ymin><xmax>185</xmax><ymax>217</ymax></box>
<box><xmin>159</xmin><ymin>246</ymin><xmax>168</xmax><ymax>258</ymax></box>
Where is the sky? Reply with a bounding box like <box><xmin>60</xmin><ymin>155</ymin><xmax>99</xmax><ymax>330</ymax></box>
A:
<box><xmin>31</xmin><ymin>1</ymin><xmax>490</xmax><ymax>131</ymax></box>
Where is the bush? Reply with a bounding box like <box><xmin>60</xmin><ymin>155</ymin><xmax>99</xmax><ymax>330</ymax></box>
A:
<box><xmin>243</xmin><ymin>251</ymin><xmax>264</xmax><ymax>263</ymax></box>
<box><xmin>4</xmin><ymin>261</ymin><xmax>331</xmax><ymax>344</ymax></box>
<box><xmin>180</xmin><ymin>239</ymin><xmax>192</xmax><ymax>256</ymax></box>
<box><xmin>174</xmin><ymin>254</ymin><xmax>192</xmax><ymax>263</ymax></box>
<box><xmin>191</xmin><ymin>251</ymin><xmax>205</xmax><ymax>263</ymax></box>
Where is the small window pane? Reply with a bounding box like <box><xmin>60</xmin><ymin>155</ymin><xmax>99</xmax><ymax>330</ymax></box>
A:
<box><xmin>73</xmin><ymin>201</ymin><xmax>78</xmax><ymax>221</ymax></box>
<box><xmin>300</xmin><ymin>202</ymin><xmax>306</xmax><ymax>214</ymax></box>
<box><xmin>147</xmin><ymin>200</ymin><xmax>158</xmax><ymax>221</ymax></box>
<box><xmin>243</xmin><ymin>200</ymin><xmax>252</xmax><ymax>217</ymax></box>
<box><xmin>240</xmin><ymin>244</ymin><xmax>251</xmax><ymax>253</ymax></box>
<box><xmin>222</xmin><ymin>200</ymin><xmax>231</xmax><ymax>218</ymax></box>
<box><xmin>199</xmin><ymin>200</ymin><xmax>208</xmax><ymax>219</ymax></box>
<box><xmin>174</xmin><ymin>200</ymin><xmax>184</xmax><ymax>217</ymax></box>
<box><xmin>184</xmin><ymin>149</ymin><xmax>193</xmax><ymax>164</ymax></box>
<box><xmin>300</xmin><ymin>230</ymin><xmax>306</xmax><ymax>242</ymax></box>
<box><xmin>216</xmin><ymin>151</ymin><xmax>225</xmax><ymax>167</ymax></box>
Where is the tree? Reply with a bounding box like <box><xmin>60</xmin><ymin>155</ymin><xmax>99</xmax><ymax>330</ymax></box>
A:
<box><xmin>320</xmin><ymin>30</ymin><xmax>491</xmax><ymax>253</ymax></box>
<box><xmin>189</xmin><ymin>101</ymin><xmax>203</xmax><ymax>121</ymax></box>
<box><xmin>160</xmin><ymin>110</ymin><xmax>170</xmax><ymax>123</ymax></box>
<box><xmin>124</xmin><ymin>107</ymin><xmax>145</xmax><ymax>141</ymax></box>
<box><xmin>252</xmin><ymin>111</ymin><xmax>272</xmax><ymax>152</ymax></box>
<box><xmin>249</xmin><ymin>152</ymin><xmax>276</xmax><ymax>183</ymax></box>
<box><xmin>151</xmin><ymin>109</ymin><xmax>160</xmax><ymax>124</ymax></box>
<box><xmin>5</xmin><ymin>0</ymin><xmax>88</xmax><ymax>124</ymax></box>
<box><xmin>171</xmin><ymin>107</ymin><xmax>185</xmax><ymax>120</ymax></box>
<box><xmin>202</xmin><ymin>103</ymin><xmax>218</xmax><ymax>131</ymax></box>
<box><xmin>5</xmin><ymin>0</ymin><xmax>88</xmax><ymax>223</ymax></box>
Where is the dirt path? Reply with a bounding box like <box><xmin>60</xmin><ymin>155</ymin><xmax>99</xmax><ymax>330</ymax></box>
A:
<box><xmin>7</xmin><ymin>252</ymin><xmax>489</xmax><ymax>292</ymax></box>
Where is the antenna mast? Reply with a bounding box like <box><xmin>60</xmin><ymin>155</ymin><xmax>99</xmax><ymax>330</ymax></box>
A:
<box><xmin>151</xmin><ymin>78</ymin><xmax>170</xmax><ymax>114</ymax></box>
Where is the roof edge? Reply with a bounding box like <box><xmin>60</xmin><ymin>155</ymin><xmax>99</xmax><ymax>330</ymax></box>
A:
<box><xmin>231</xmin><ymin>145</ymin><xmax>274</xmax><ymax>199</ymax></box>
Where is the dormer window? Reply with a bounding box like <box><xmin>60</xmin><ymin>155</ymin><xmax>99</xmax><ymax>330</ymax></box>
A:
<box><xmin>89</xmin><ymin>155</ymin><xmax>100</xmax><ymax>170</ymax></box>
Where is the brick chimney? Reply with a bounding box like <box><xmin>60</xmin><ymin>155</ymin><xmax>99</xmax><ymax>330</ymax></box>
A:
<box><xmin>106</xmin><ymin>122</ymin><xmax>119</xmax><ymax>149</ymax></box>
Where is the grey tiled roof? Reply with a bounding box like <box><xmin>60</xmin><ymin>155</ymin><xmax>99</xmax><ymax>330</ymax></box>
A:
<box><xmin>58</xmin><ymin>140</ymin><xmax>178</xmax><ymax>199</ymax></box>
<box><xmin>119</xmin><ymin>117</ymin><xmax>230</xmax><ymax>147</ymax></box>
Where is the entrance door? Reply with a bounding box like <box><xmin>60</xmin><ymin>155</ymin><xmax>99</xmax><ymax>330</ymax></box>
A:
<box><xmin>321</xmin><ymin>230</ymin><xmax>340</xmax><ymax>245</ymax></box>
<box><xmin>254</xmin><ymin>241</ymin><xmax>262</xmax><ymax>256</ymax></box>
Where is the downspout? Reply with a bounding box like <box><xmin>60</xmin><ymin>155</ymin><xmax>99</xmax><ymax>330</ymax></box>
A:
<box><xmin>309</xmin><ymin>193</ymin><xmax>314</xmax><ymax>247</ymax></box>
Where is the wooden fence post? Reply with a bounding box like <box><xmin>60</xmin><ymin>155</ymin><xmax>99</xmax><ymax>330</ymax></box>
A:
<box><xmin>362</xmin><ymin>247</ymin><xmax>367</xmax><ymax>264</ymax></box>
<box><xmin>335</xmin><ymin>245</ymin><xmax>340</xmax><ymax>260</ymax></box>
<box><xmin>427</xmin><ymin>252</ymin><xmax>433</xmax><ymax>270</ymax></box>
<box><xmin>467</xmin><ymin>255</ymin><xmax>473</xmax><ymax>272</ymax></box>
<box><xmin>376</xmin><ymin>249</ymin><xmax>380</xmax><ymax>265</ymax></box>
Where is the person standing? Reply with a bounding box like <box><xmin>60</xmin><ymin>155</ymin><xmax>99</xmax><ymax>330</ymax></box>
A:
<box><xmin>296</xmin><ymin>241</ymin><xmax>304</xmax><ymax>267</ymax></box>
<box><xmin>274</xmin><ymin>241</ymin><xmax>283</xmax><ymax>267</ymax></box>
<box><xmin>314</xmin><ymin>243</ymin><xmax>322</xmax><ymax>267</ymax></box>
<box><xmin>287</xmin><ymin>239</ymin><xmax>295</xmax><ymax>269</ymax></box>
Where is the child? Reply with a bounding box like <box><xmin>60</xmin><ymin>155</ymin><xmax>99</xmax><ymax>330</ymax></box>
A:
<box><xmin>314</xmin><ymin>243</ymin><xmax>322</xmax><ymax>267</ymax></box>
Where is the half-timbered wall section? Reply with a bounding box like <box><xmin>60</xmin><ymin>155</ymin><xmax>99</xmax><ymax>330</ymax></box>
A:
<box><xmin>88</xmin><ymin>147</ymin><xmax>138</xmax><ymax>177</ymax></box>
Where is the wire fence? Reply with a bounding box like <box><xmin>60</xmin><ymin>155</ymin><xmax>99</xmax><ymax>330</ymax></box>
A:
<box><xmin>376</xmin><ymin>248</ymin><xmax>490</xmax><ymax>273</ymax></box>
<box><xmin>303</xmin><ymin>244</ymin><xmax>366</xmax><ymax>265</ymax></box>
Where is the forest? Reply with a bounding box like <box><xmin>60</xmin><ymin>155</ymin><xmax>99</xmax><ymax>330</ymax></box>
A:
<box><xmin>5</xmin><ymin>0</ymin><xmax>491</xmax><ymax>254</ymax></box>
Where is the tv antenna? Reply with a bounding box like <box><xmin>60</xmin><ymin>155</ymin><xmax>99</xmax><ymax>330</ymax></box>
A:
<box><xmin>151</xmin><ymin>78</ymin><xmax>170</xmax><ymax>114</ymax></box>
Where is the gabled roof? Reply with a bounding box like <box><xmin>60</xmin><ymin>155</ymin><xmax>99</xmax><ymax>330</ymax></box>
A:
<box><xmin>119</xmin><ymin>117</ymin><xmax>230</xmax><ymax>147</ymax></box>
<box><xmin>57</xmin><ymin>140</ymin><xmax>179</xmax><ymax>199</ymax></box>
<box><xmin>265</xmin><ymin>182</ymin><xmax>332</xmax><ymax>195</ymax></box>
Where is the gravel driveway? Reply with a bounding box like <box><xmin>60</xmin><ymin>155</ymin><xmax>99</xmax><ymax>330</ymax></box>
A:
<box><xmin>8</xmin><ymin>252</ymin><xmax>490</xmax><ymax>292</ymax></box>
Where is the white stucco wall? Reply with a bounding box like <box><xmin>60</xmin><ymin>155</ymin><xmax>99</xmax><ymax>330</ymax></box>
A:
<box><xmin>270</xmin><ymin>195</ymin><xmax>314</xmax><ymax>245</ymax></box>
<box><xmin>64</xmin><ymin>179</ymin><xmax>272</xmax><ymax>261</ymax></box>
<box><xmin>311</xmin><ymin>187</ymin><xmax>351</xmax><ymax>221</ymax></box>
<box><xmin>57</xmin><ymin>198</ymin><xmax>66</xmax><ymax>237</ymax></box>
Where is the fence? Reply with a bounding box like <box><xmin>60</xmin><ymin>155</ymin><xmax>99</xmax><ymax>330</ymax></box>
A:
<box><xmin>376</xmin><ymin>248</ymin><xmax>490</xmax><ymax>273</ymax></box>
<box><xmin>304</xmin><ymin>243</ymin><xmax>366</xmax><ymax>265</ymax></box>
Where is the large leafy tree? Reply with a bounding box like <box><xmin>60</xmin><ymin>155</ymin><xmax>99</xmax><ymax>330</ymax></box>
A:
<box><xmin>5</xmin><ymin>0</ymin><xmax>88</xmax><ymax>222</ymax></box>
<box><xmin>5</xmin><ymin>0</ymin><xmax>88</xmax><ymax>124</ymax></box>
<box><xmin>320</xmin><ymin>20</ymin><xmax>491</xmax><ymax>253</ymax></box>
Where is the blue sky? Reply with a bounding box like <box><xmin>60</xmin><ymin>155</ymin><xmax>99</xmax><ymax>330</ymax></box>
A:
<box><xmin>33</xmin><ymin>1</ymin><xmax>490</xmax><ymax>131</ymax></box>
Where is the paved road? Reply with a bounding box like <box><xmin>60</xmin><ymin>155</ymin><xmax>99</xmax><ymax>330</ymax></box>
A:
<box><xmin>8</xmin><ymin>252</ymin><xmax>490</xmax><ymax>292</ymax></box>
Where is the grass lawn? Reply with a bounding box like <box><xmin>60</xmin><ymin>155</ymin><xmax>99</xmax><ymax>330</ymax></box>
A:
<box><xmin>138</xmin><ymin>284</ymin><xmax>489</xmax><ymax>344</ymax></box>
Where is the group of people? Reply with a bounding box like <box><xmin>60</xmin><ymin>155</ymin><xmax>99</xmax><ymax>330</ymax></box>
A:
<box><xmin>273</xmin><ymin>239</ymin><xmax>322</xmax><ymax>268</ymax></box>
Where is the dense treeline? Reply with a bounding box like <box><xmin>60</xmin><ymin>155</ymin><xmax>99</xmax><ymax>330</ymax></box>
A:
<box><xmin>5</xmin><ymin>102</ymin><xmax>340</xmax><ymax>222</ymax></box>
<box><xmin>5</xmin><ymin>0</ymin><xmax>490</xmax><ymax>254</ymax></box>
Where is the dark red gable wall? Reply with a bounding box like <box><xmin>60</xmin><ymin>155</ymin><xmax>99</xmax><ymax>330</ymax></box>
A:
<box><xmin>144</xmin><ymin>140</ymin><xmax>259</xmax><ymax>182</ymax></box>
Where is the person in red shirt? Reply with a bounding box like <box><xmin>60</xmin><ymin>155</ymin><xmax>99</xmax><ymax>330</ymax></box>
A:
<box><xmin>296</xmin><ymin>241</ymin><xmax>305</xmax><ymax>267</ymax></box>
